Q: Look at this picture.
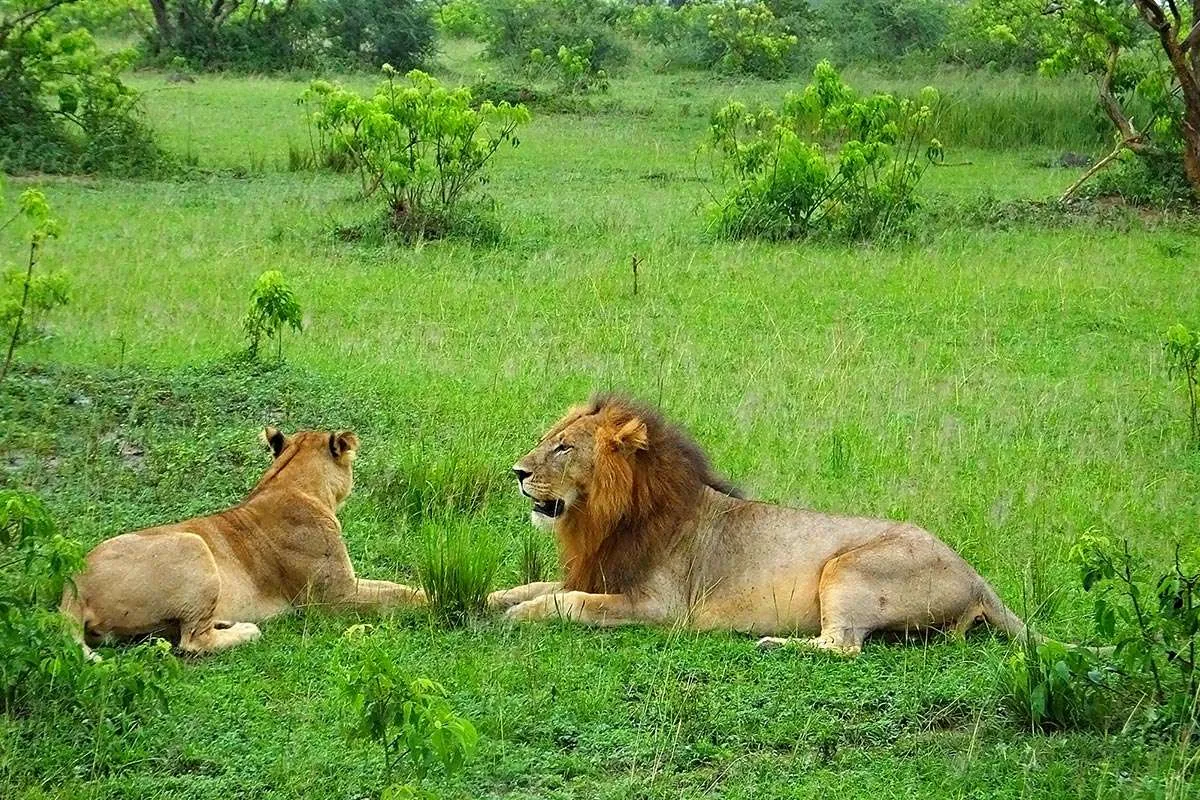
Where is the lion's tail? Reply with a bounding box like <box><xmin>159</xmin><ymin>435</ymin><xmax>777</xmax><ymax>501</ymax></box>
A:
<box><xmin>58</xmin><ymin>583</ymin><xmax>100</xmax><ymax>662</ymax></box>
<box><xmin>977</xmin><ymin>580</ymin><xmax>1113</xmax><ymax>657</ymax></box>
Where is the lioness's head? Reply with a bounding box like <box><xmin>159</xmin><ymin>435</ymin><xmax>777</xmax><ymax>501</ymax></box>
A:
<box><xmin>257</xmin><ymin>427</ymin><xmax>360</xmax><ymax>507</ymax></box>
<box><xmin>512</xmin><ymin>395</ymin><xmax>741</xmax><ymax>532</ymax></box>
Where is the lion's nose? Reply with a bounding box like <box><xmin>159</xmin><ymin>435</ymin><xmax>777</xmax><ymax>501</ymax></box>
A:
<box><xmin>512</xmin><ymin>467</ymin><xmax>531</xmax><ymax>483</ymax></box>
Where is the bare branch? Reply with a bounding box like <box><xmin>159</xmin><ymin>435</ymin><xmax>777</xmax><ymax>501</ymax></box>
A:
<box><xmin>1060</xmin><ymin>136</ymin><xmax>1143</xmax><ymax>203</ymax></box>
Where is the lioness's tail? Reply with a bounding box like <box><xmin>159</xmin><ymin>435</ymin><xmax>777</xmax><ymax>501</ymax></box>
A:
<box><xmin>977</xmin><ymin>581</ymin><xmax>1113</xmax><ymax>657</ymax></box>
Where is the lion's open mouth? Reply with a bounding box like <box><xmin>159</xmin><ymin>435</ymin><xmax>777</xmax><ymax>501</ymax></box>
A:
<box><xmin>531</xmin><ymin>498</ymin><xmax>566</xmax><ymax>518</ymax></box>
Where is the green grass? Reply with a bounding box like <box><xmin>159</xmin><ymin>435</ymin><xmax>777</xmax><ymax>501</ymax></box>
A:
<box><xmin>2</xmin><ymin>40</ymin><xmax>1200</xmax><ymax>800</ymax></box>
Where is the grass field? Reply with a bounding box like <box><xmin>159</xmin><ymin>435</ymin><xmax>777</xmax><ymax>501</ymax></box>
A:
<box><xmin>2</xmin><ymin>39</ymin><xmax>1200</xmax><ymax>799</ymax></box>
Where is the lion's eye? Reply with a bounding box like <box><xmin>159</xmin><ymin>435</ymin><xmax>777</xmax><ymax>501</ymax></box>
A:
<box><xmin>553</xmin><ymin>442</ymin><xmax>573</xmax><ymax>455</ymax></box>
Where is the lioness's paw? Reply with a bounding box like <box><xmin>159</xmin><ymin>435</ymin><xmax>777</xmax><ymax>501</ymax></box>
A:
<box><xmin>756</xmin><ymin>636</ymin><xmax>792</xmax><ymax>650</ymax></box>
<box><xmin>230</xmin><ymin>622</ymin><xmax>262</xmax><ymax>644</ymax></box>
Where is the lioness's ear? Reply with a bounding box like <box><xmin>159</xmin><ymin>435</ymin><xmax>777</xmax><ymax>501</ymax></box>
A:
<box><xmin>262</xmin><ymin>427</ymin><xmax>287</xmax><ymax>458</ymax></box>
<box><xmin>602</xmin><ymin>418</ymin><xmax>649</xmax><ymax>453</ymax></box>
<box><xmin>330</xmin><ymin>431</ymin><xmax>359</xmax><ymax>460</ymax></box>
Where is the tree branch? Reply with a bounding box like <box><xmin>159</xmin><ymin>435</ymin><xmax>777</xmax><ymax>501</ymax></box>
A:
<box><xmin>0</xmin><ymin>0</ymin><xmax>79</xmax><ymax>47</ymax></box>
<box><xmin>1059</xmin><ymin>136</ymin><xmax>1142</xmax><ymax>203</ymax></box>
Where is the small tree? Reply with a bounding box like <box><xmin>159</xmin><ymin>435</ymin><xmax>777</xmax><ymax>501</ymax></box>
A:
<box><xmin>300</xmin><ymin>67</ymin><xmax>530</xmax><ymax>239</ymax></box>
<box><xmin>244</xmin><ymin>269</ymin><xmax>302</xmax><ymax>362</ymax></box>
<box><xmin>1</xmin><ymin>187</ymin><xmax>64</xmax><ymax>386</ymax></box>
<box><xmin>1164</xmin><ymin>323</ymin><xmax>1200</xmax><ymax>446</ymax></box>
<box><xmin>342</xmin><ymin>637</ymin><xmax>479</xmax><ymax>798</ymax></box>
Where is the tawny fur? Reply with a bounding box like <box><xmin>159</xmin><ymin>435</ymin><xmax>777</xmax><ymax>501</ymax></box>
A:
<box><xmin>493</xmin><ymin>395</ymin><xmax>1031</xmax><ymax>656</ymax></box>
<box><xmin>60</xmin><ymin>429</ymin><xmax>424</xmax><ymax>656</ymax></box>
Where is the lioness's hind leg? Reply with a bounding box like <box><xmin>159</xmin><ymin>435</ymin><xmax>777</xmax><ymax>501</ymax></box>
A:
<box><xmin>179</xmin><ymin>621</ymin><xmax>262</xmax><ymax>654</ymax></box>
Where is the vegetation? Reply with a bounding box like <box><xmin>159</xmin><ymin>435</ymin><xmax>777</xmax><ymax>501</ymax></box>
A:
<box><xmin>243</xmin><ymin>269</ymin><xmax>302</xmax><ymax>363</ymax></box>
<box><xmin>1164</xmin><ymin>323</ymin><xmax>1200</xmax><ymax>446</ymax></box>
<box><xmin>0</xmin><ymin>0</ymin><xmax>163</xmax><ymax>175</ymax></box>
<box><xmin>1</xmin><ymin>187</ymin><xmax>64</xmax><ymax>386</ymax></box>
<box><xmin>704</xmin><ymin>61</ymin><xmax>941</xmax><ymax>240</ymax></box>
<box><xmin>300</xmin><ymin>67</ymin><xmax>529</xmax><ymax>239</ymax></box>
<box><xmin>418</xmin><ymin>518</ymin><xmax>500</xmax><ymax>627</ymax></box>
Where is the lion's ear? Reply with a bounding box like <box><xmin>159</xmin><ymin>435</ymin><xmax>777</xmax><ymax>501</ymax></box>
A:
<box><xmin>604</xmin><ymin>418</ymin><xmax>649</xmax><ymax>453</ymax></box>
<box><xmin>262</xmin><ymin>427</ymin><xmax>287</xmax><ymax>458</ymax></box>
<box><xmin>330</xmin><ymin>431</ymin><xmax>359</xmax><ymax>460</ymax></box>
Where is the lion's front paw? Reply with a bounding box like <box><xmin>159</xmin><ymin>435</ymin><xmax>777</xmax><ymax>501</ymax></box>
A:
<box><xmin>504</xmin><ymin>597</ymin><xmax>547</xmax><ymax>623</ymax></box>
<box><xmin>488</xmin><ymin>589</ymin><xmax>519</xmax><ymax>611</ymax></box>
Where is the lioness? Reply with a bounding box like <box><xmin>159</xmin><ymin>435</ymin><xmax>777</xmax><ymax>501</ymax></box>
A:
<box><xmin>490</xmin><ymin>396</ymin><xmax>1032</xmax><ymax>655</ymax></box>
<box><xmin>61</xmin><ymin>428</ymin><xmax>424</xmax><ymax>655</ymax></box>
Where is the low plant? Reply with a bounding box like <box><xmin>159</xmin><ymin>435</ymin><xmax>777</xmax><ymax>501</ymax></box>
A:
<box><xmin>1</xmin><ymin>490</ymin><xmax>178</xmax><ymax>770</ymax></box>
<box><xmin>1</xmin><ymin>187</ymin><xmax>66</xmax><ymax>386</ymax></box>
<box><xmin>528</xmin><ymin>40</ymin><xmax>608</xmax><ymax>95</ymax></box>
<box><xmin>244</xmin><ymin>270</ymin><xmax>303</xmax><ymax>363</ymax></box>
<box><xmin>1164</xmin><ymin>323</ymin><xmax>1200</xmax><ymax>447</ymax></box>
<box><xmin>418</xmin><ymin>518</ymin><xmax>499</xmax><ymax>627</ymax></box>
<box><xmin>300</xmin><ymin>67</ymin><xmax>530</xmax><ymax>241</ymax></box>
<box><xmin>342</xmin><ymin>636</ymin><xmax>479</xmax><ymax>797</ymax></box>
<box><xmin>704</xmin><ymin>61</ymin><xmax>942</xmax><ymax>241</ymax></box>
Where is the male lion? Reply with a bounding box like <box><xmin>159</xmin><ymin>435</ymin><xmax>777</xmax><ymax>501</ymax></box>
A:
<box><xmin>489</xmin><ymin>395</ymin><xmax>1032</xmax><ymax>655</ymax></box>
<box><xmin>60</xmin><ymin>428</ymin><xmax>424</xmax><ymax>655</ymax></box>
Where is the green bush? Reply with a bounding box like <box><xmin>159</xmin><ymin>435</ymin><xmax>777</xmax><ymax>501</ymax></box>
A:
<box><xmin>300</xmin><ymin>68</ymin><xmax>530</xmax><ymax>241</ymax></box>
<box><xmin>818</xmin><ymin>0</ymin><xmax>950</xmax><ymax>64</ymax></box>
<box><xmin>320</xmin><ymin>0</ymin><xmax>436</xmax><ymax>70</ymax></box>
<box><xmin>528</xmin><ymin>40</ymin><xmax>609</xmax><ymax>95</ymax></box>
<box><xmin>481</xmin><ymin>0</ymin><xmax>630</xmax><ymax>69</ymax></box>
<box><xmin>142</xmin><ymin>0</ymin><xmax>322</xmax><ymax>71</ymax></box>
<box><xmin>1163</xmin><ymin>323</ymin><xmax>1200</xmax><ymax>447</ymax></box>
<box><xmin>1</xmin><ymin>187</ymin><xmax>67</xmax><ymax>387</ymax></box>
<box><xmin>704</xmin><ymin>61</ymin><xmax>942</xmax><ymax>240</ymax></box>
<box><xmin>243</xmin><ymin>270</ymin><xmax>303</xmax><ymax>363</ymax></box>
<box><xmin>628</xmin><ymin>0</ymin><xmax>802</xmax><ymax>78</ymax></box>
<box><xmin>1</xmin><ymin>490</ymin><xmax>178</xmax><ymax>770</ymax></box>
<box><xmin>942</xmin><ymin>0</ymin><xmax>1060</xmax><ymax>70</ymax></box>
<box><xmin>436</xmin><ymin>0</ymin><xmax>488</xmax><ymax>39</ymax></box>
<box><xmin>0</xmin><ymin>0</ymin><xmax>164</xmax><ymax>175</ymax></box>
<box><xmin>1002</xmin><ymin>635</ymin><xmax>1112</xmax><ymax>731</ymax></box>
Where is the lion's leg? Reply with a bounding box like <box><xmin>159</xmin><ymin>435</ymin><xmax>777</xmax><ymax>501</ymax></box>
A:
<box><xmin>488</xmin><ymin>581</ymin><xmax>563</xmax><ymax>610</ymax></box>
<box><xmin>504</xmin><ymin>591</ymin><xmax>665</xmax><ymax>627</ymax></box>
<box><xmin>759</xmin><ymin>530</ymin><xmax>979</xmax><ymax>656</ymax></box>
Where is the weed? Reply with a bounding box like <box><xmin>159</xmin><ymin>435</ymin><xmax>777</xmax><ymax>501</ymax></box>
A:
<box><xmin>418</xmin><ymin>518</ymin><xmax>499</xmax><ymax>627</ymax></box>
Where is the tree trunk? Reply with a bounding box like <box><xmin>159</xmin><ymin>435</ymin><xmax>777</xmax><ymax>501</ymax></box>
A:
<box><xmin>148</xmin><ymin>0</ymin><xmax>173</xmax><ymax>46</ymax></box>
<box><xmin>1133</xmin><ymin>0</ymin><xmax>1200</xmax><ymax>196</ymax></box>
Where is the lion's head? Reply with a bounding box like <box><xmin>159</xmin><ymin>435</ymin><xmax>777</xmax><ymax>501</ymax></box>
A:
<box><xmin>249</xmin><ymin>427</ymin><xmax>360</xmax><ymax>508</ymax></box>
<box><xmin>513</xmin><ymin>395</ymin><xmax>740</xmax><ymax>593</ymax></box>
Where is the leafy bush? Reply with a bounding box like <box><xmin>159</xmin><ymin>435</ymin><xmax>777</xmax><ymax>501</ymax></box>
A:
<box><xmin>418</xmin><ymin>518</ymin><xmax>499</xmax><ymax>627</ymax></box>
<box><xmin>943</xmin><ymin>0</ymin><xmax>1060</xmax><ymax>70</ymax></box>
<box><xmin>528</xmin><ymin>40</ymin><xmax>609</xmax><ymax>95</ymax></box>
<box><xmin>300</xmin><ymin>67</ymin><xmax>530</xmax><ymax>241</ymax></box>
<box><xmin>704</xmin><ymin>61</ymin><xmax>942</xmax><ymax>240</ymax></box>
<box><xmin>0</xmin><ymin>0</ymin><xmax>164</xmax><ymax>175</ymax></box>
<box><xmin>436</xmin><ymin>0</ymin><xmax>488</xmax><ymax>39</ymax></box>
<box><xmin>481</xmin><ymin>0</ymin><xmax>630</xmax><ymax>69</ymax></box>
<box><xmin>244</xmin><ymin>270</ymin><xmax>302</xmax><ymax>362</ymax></box>
<box><xmin>817</xmin><ymin>0</ymin><xmax>950</xmax><ymax>64</ymax></box>
<box><xmin>320</xmin><ymin>0</ymin><xmax>436</xmax><ymax>70</ymax></box>
<box><xmin>342</xmin><ymin>635</ymin><xmax>479</xmax><ymax>797</ymax></box>
<box><xmin>1</xmin><ymin>188</ymin><xmax>66</xmax><ymax>386</ymax></box>
<box><xmin>1005</xmin><ymin>535</ymin><xmax>1200</xmax><ymax>734</ymax></box>
<box><xmin>629</xmin><ymin>0</ymin><xmax>802</xmax><ymax>78</ymax></box>
<box><xmin>142</xmin><ymin>0</ymin><xmax>322</xmax><ymax>71</ymax></box>
<box><xmin>1163</xmin><ymin>323</ymin><xmax>1200</xmax><ymax>447</ymax></box>
<box><xmin>1</xmin><ymin>490</ymin><xmax>178</xmax><ymax>770</ymax></box>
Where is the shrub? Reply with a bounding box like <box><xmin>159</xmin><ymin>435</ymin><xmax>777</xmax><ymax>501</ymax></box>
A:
<box><xmin>704</xmin><ymin>61</ymin><xmax>942</xmax><ymax>240</ymax></box>
<box><xmin>1</xmin><ymin>188</ymin><xmax>67</xmax><ymax>386</ymax></box>
<box><xmin>0</xmin><ymin>0</ymin><xmax>164</xmax><ymax>175</ymax></box>
<box><xmin>320</xmin><ymin>0</ymin><xmax>436</xmax><ymax>70</ymax></box>
<box><xmin>481</xmin><ymin>0</ymin><xmax>630</xmax><ymax>69</ymax></box>
<box><xmin>818</xmin><ymin>0</ymin><xmax>950</xmax><ymax>64</ymax></box>
<box><xmin>1163</xmin><ymin>323</ymin><xmax>1200</xmax><ymax>447</ymax></box>
<box><xmin>1</xmin><ymin>490</ymin><xmax>178</xmax><ymax>769</ymax></box>
<box><xmin>418</xmin><ymin>518</ymin><xmax>499</xmax><ymax>627</ymax></box>
<box><xmin>628</xmin><ymin>0</ymin><xmax>802</xmax><ymax>78</ymax></box>
<box><xmin>243</xmin><ymin>270</ymin><xmax>303</xmax><ymax>363</ymax></box>
<box><xmin>943</xmin><ymin>0</ymin><xmax>1060</xmax><ymax>70</ymax></box>
<box><xmin>142</xmin><ymin>0</ymin><xmax>322</xmax><ymax>72</ymax></box>
<box><xmin>528</xmin><ymin>40</ymin><xmax>609</xmax><ymax>95</ymax></box>
<box><xmin>436</xmin><ymin>0</ymin><xmax>488</xmax><ymax>39</ymax></box>
<box><xmin>299</xmin><ymin>68</ymin><xmax>530</xmax><ymax>241</ymax></box>
<box><xmin>1002</xmin><ymin>634</ymin><xmax>1112</xmax><ymax>731</ymax></box>
<box><xmin>341</xmin><ymin>635</ymin><xmax>479</xmax><ymax>797</ymax></box>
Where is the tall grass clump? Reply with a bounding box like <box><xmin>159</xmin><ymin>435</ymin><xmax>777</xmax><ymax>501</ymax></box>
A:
<box><xmin>418</xmin><ymin>518</ymin><xmax>499</xmax><ymax>627</ymax></box>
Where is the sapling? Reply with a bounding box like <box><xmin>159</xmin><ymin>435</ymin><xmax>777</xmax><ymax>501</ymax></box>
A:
<box><xmin>244</xmin><ymin>269</ymin><xmax>302</xmax><ymax>362</ymax></box>
<box><xmin>1</xmin><ymin>188</ymin><xmax>64</xmax><ymax>386</ymax></box>
<box><xmin>1164</xmin><ymin>323</ymin><xmax>1199</xmax><ymax>446</ymax></box>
